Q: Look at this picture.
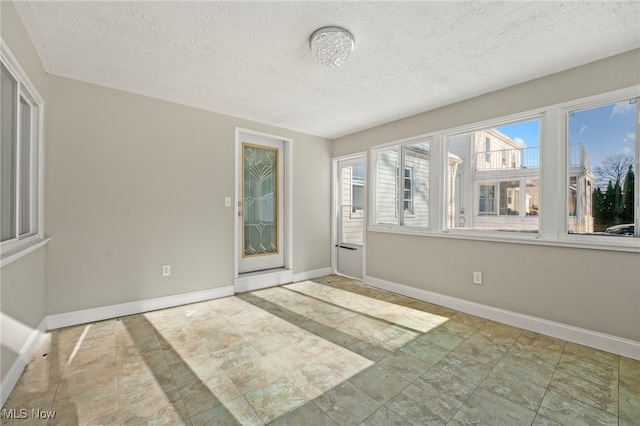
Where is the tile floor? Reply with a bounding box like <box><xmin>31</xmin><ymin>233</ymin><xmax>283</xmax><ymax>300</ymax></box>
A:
<box><xmin>2</xmin><ymin>275</ymin><xmax>639</xmax><ymax>425</ymax></box>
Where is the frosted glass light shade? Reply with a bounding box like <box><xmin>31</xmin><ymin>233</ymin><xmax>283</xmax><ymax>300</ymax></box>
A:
<box><xmin>309</xmin><ymin>27</ymin><xmax>354</xmax><ymax>68</ymax></box>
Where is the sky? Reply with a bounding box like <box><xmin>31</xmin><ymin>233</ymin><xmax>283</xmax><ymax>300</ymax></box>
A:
<box><xmin>568</xmin><ymin>100</ymin><xmax>636</xmax><ymax>173</ymax></box>
<box><xmin>496</xmin><ymin>99</ymin><xmax>637</xmax><ymax>173</ymax></box>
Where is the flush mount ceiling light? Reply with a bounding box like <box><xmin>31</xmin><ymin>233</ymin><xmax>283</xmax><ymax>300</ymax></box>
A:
<box><xmin>309</xmin><ymin>26</ymin><xmax>354</xmax><ymax>68</ymax></box>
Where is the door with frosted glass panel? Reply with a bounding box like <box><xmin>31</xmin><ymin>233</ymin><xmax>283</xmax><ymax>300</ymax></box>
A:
<box><xmin>336</xmin><ymin>157</ymin><xmax>364</xmax><ymax>278</ymax></box>
<box><xmin>238</xmin><ymin>135</ymin><xmax>284</xmax><ymax>273</ymax></box>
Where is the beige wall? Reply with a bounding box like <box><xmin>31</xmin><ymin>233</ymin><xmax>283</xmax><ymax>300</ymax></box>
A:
<box><xmin>1</xmin><ymin>249</ymin><xmax>46</xmax><ymax>380</ymax></box>
<box><xmin>45</xmin><ymin>76</ymin><xmax>331</xmax><ymax>315</ymax></box>
<box><xmin>0</xmin><ymin>1</ymin><xmax>47</xmax><ymax>96</ymax></box>
<box><xmin>0</xmin><ymin>1</ymin><xmax>48</xmax><ymax>382</ymax></box>
<box><xmin>334</xmin><ymin>49</ymin><xmax>640</xmax><ymax>342</ymax></box>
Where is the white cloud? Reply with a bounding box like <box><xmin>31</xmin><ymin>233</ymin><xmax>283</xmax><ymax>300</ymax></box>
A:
<box><xmin>623</xmin><ymin>132</ymin><xmax>636</xmax><ymax>143</ymax></box>
<box><xmin>611</xmin><ymin>101</ymin><xmax>634</xmax><ymax>117</ymax></box>
<box><xmin>579</xmin><ymin>125</ymin><xmax>588</xmax><ymax>134</ymax></box>
<box><xmin>622</xmin><ymin>146</ymin><xmax>632</xmax><ymax>155</ymax></box>
<box><xmin>514</xmin><ymin>137</ymin><xmax>526</xmax><ymax>147</ymax></box>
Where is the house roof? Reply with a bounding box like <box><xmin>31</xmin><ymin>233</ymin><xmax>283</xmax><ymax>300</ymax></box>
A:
<box><xmin>13</xmin><ymin>1</ymin><xmax>640</xmax><ymax>139</ymax></box>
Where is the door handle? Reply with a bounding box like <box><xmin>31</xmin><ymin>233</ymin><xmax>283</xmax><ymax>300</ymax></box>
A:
<box><xmin>338</xmin><ymin>245</ymin><xmax>357</xmax><ymax>251</ymax></box>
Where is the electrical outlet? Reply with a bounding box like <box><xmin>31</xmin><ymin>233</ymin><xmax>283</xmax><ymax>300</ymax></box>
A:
<box><xmin>162</xmin><ymin>264</ymin><xmax>171</xmax><ymax>277</ymax></box>
<box><xmin>473</xmin><ymin>271</ymin><xmax>483</xmax><ymax>285</ymax></box>
<box><xmin>224</xmin><ymin>197</ymin><xmax>231</xmax><ymax>207</ymax></box>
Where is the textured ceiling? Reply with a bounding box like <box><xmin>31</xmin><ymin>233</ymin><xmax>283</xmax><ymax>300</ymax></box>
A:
<box><xmin>13</xmin><ymin>1</ymin><xmax>640</xmax><ymax>139</ymax></box>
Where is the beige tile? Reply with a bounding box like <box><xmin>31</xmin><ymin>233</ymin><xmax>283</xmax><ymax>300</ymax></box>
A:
<box><xmin>349</xmin><ymin>365</ymin><xmax>410</xmax><ymax>404</ymax></box>
<box><xmin>494</xmin><ymin>352</ymin><xmax>556</xmax><ymax>388</ymax></box>
<box><xmin>212</xmin><ymin>341</ymin><xmax>264</xmax><ymax>371</ymax></box>
<box><xmin>400</xmin><ymin>338</ymin><xmax>450</xmax><ymax>365</ymax></box>
<box><xmin>620</xmin><ymin>356</ymin><xmax>640</xmax><ymax>389</ymax></box>
<box><xmin>419</xmin><ymin>327</ymin><xmax>465</xmax><ymax>351</ymax></box>
<box><xmin>314</xmin><ymin>381</ymin><xmax>382</xmax><ymax>425</ymax></box>
<box><xmin>480</xmin><ymin>368</ymin><xmax>548</xmax><ymax>411</ymax></box>
<box><xmin>562</xmin><ymin>342</ymin><xmax>619</xmax><ymax>369</ymax></box>
<box><xmin>225</xmin><ymin>357</ymin><xmax>283</xmax><ymax>394</ymax></box>
<box><xmin>2</xmin><ymin>276</ymin><xmax>630</xmax><ymax>426</ymax></box>
<box><xmin>284</xmin><ymin>361</ymin><xmax>344</xmax><ymax>399</ymax></box>
<box><xmin>190</xmin><ymin>395</ymin><xmax>262</xmax><ymax>426</ymax></box>
<box><xmin>619</xmin><ymin>379</ymin><xmax>640</xmax><ymax>424</ymax></box>
<box><xmin>460</xmin><ymin>388</ymin><xmax>536</xmax><ymax>426</ymax></box>
<box><xmin>556</xmin><ymin>352</ymin><xmax>618</xmax><ymax>389</ymax></box>
<box><xmin>120</xmin><ymin>400</ymin><xmax>190</xmax><ymax>425</ymax></box>
<box><xmin>50</xmin><ymin>384</ymin><xmax>119</xmax><ymax>426</ymax></box>
<box><xmin>412</xmin><ymin>367</ymin><xmax>478</xmax><ymax>409</ymax></box>
<box><xmin>548</xmin><ymin>370</ymin><xmax>618</xmax><ymax>415</ymax></box>
<box><xmin>386</xmin><ymin>387</ymin><xmax>457</xmax><ymax>425</ymax></box>
<box><xmin>243</xmin><ymin>378</ymin><xmax>308</xmax><ymax>424</ymax></box>
<box><xmin>538</xmin><ymin>390</ymin><xmax>618</xmax><ymax>426</ymax></box>
<box><xmin>319</xmin><ymin>347</ymin><xmax>375</xmax><ymax>380</ymax></box>
<box><xmin>178</xmin><ymin>380</ymin><xmax>222</xmax><ymax>417</ymax></box>
<box><xmin>435</xmin><ymin>352</ymin><xmax>493</xmax><ymax>386</ymax></box>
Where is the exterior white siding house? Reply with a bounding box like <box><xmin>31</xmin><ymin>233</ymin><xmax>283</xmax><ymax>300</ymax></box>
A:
<box><xmin>340</xmin><ymin>165</ymin><xmax>365</xmax><ymax>245</ymax></box>
<box><xmin>448</xmin><ymin>128</ymin><xmax>593</xmax><ymax>233</ymax></box>
<box><xmin>375</xmin><ymin>145</ymin><xmax>430</xmax><ymax>227</ymax></box>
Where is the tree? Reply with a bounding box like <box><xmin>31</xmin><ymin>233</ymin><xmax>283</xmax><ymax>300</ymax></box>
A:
<box><xmin>613</xmin><ymin>178</ymin><xmax>624</xmax><ymax>222</ymax></box>
<box><xmin>622</xmin><ymin>164</ymin><xmax>635</xmax><ymax>223</ymax></box>
<box><xmin>592</xmin><ymin>187</ymin><xmax>604</xmax><ymax>227</ymax></box>
<box><xmin>601</xmin><ymin>180</ymin><xmax>616</xmax><ymax>225</ymax></box>
<box><xmin>593</xmin><ymin>154</ymin><xmax>634</xmax><ymax>189</ymax></box>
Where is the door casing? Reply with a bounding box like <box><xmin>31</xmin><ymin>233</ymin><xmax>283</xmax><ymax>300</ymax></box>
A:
<box><xmin>331</xmin><ymin>153</ymin><xmax>367</xmax><ymax>279</ymax></box>
<box><xmin>234</xmin><ymin>128</ymin><xmax>293</xmax><ymax>291</ymax></box>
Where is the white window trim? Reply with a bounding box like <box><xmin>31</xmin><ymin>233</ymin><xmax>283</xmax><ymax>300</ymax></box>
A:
<box><xmin>368</xmin><ymin>86</ymin><xmax>640</xmax><ymax>253</ymax></box>
<box><xmin>556</xmin><ymin>88</ymin><xmax>640</xmax><ymax>248</ymax></box>
<box><xmin>1</xmin><ymin>39</ymin><xmax>48</xmax><ymax>267</ymax></box>
<box><xmin>370</xmin><ymin>134</ymin><xmax>432</xmax><ymax>230</ymax></box>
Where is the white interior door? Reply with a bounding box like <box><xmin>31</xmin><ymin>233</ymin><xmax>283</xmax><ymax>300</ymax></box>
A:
<box><xmin>336</xmin><ymin>157</ymin><xmax>365</xmax><ymax>278</ymax></box>
<box><xmin>238</xmin><ymin>133</ymin><xmax>284</xmax><ymax>274</ymax></box>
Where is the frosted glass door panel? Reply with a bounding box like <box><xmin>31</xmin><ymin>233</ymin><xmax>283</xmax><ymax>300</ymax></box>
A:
<box><xmin>243</xmin><ymin>143</ymin><xmax>279</xmax><ymax>257</ymax></box>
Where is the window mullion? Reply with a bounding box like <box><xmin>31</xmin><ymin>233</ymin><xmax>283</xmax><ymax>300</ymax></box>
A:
<box><xmin>541</xmin><ymin>107</ymin><xmax>560</xmax><ymax>240</ymax></box>
<box><xmin>14</xmin><ymin>82</ymin><xmax>22</xmax><ymax>239</ymax></box>
<box><xmin>635</xmin><ymin>97</ymin><xmax>640</xmax><ymax>238</ymax></box>
<box><xmin>399</xmin><ymin>146</ymin><xmax>406</xmax><ymax>226</ymax></box>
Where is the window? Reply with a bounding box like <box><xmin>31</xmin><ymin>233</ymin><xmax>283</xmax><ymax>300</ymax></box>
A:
<box><xmin>478</xmin><ymin>184</ymin><xmax>495</xmax><ymax>215</ymax></box>
<box><xmin>485</xmin><ymin>137</ymin><xmax>491</xmax><ymax>162</ymax></box>
<box><xmin>567</xmin><ymin>98</ymin><xmax>638</xmax><ymax>237</ymax></box>
<box><xmin>447</xmin><ymin>118</ymin><xmax>541</xmax><ymax>232</ymax></box>
<box><xmin>395</xmin><ymin>166</ymin><xmax>413</xmax><ymax>215</ymax></box>
<box><xmin>351</xmin><ymin>164</ymin><xmax>364</xmax><ymax>215</ymax></box>
<box><xmin>1</xmin><ymin>44</ymin><xmax>44</xmax><ymax>256</ymax></box>
<box><xmin>370</xmin><ymin>87</ymin><xmax>638</xmax><ymax>251</ymax></box>
<box><xmin>374</xmin><ymin>139</ymin><xmax>429</xmax><ymax>227</ymax></box>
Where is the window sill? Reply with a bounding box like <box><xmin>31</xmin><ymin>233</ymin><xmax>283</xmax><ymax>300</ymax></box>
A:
<box><xmin>368</xmin><ymin>226</ymin><xmax>640</xmax><ymax>253</ymax></box>
<box><xmin>1</xmin><ymin>237</ymin><xmax>51</xmax><ymax>268</ymax></box>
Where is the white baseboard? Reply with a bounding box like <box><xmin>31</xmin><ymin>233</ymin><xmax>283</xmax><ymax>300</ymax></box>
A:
<box><xmin>1</xmin><ymin>317</ymin><xmax>47</xmax><ymax>407</ymax></box>
<box><xmin>234</xmin><ymin>268</ymin><xmax>294</xmax><ymax>293</ymax></box>
<box><xmin>292</xmin><ymin>267</ymin><xmax>332</xmax><ymax>282</ymax></box>
<box><xmin>365</xmin><ymin>275</ymin><xmax>640</xmax><ymax>361</ymax></box>
<box><xmin>47</xmin><ymin>285</ymin><xmax>234</xmax><ymax>330</ymax></box>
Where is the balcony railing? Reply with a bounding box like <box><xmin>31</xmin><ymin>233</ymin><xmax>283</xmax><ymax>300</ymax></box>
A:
<box><xmin>569</xmin><ymin>143</ymin><xmax>590</xmax><ymax>170</ymax></box>
<box><xmin>476</xmin><ymin>144</ymin><xmax>589</xmax><ymax>171</ymax></box>
<box><xmin>476</xmin><ymin>147</ymin><xmax>538</xmax><ymax>170</ymax></box>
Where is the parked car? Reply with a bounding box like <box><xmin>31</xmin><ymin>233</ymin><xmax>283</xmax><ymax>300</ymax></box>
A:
<box><xmin>605</xmin><ymin>224</ymin><xmax>635</xmax><ymax>236</ymax></box>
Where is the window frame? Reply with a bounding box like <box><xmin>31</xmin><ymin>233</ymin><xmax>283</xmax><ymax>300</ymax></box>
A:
<box><xmin>444</xmin><ymin>114</ymin><xmax>543</xmax><ymax>235</ymax></box>
<box><xmin>1</xmin><ymin>39</ymin><xmax>47</xmax><ymax>267</ymax></box>
<box><xmin>368</xmin><ymin>86</ymin><xmax>639</xmax><ymax>252</ymax></box>
<box><xmin>371</xmin><ymin>135</ymin><xmax>432</xmax><ymax>230</ymax></box>
<box><xmin>478</xmin><ymin>183</ymin><xmax>496</xmax><ymax>216</ymax></box>
<box><xmin>559</xmin><ymin>91</ymin><xmax>640</xmax><ymax>246</ymax></box>
<box><xmin>350</xmin><ymin>164</ymin><xmax>365</xmax><ymax>217</ymax></box>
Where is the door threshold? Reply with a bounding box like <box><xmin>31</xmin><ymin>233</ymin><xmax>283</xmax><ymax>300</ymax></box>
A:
<box><xmin>234</xmin><ymin>268</ymin><xmax>293</xmax><ymax>293</ymax></box>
